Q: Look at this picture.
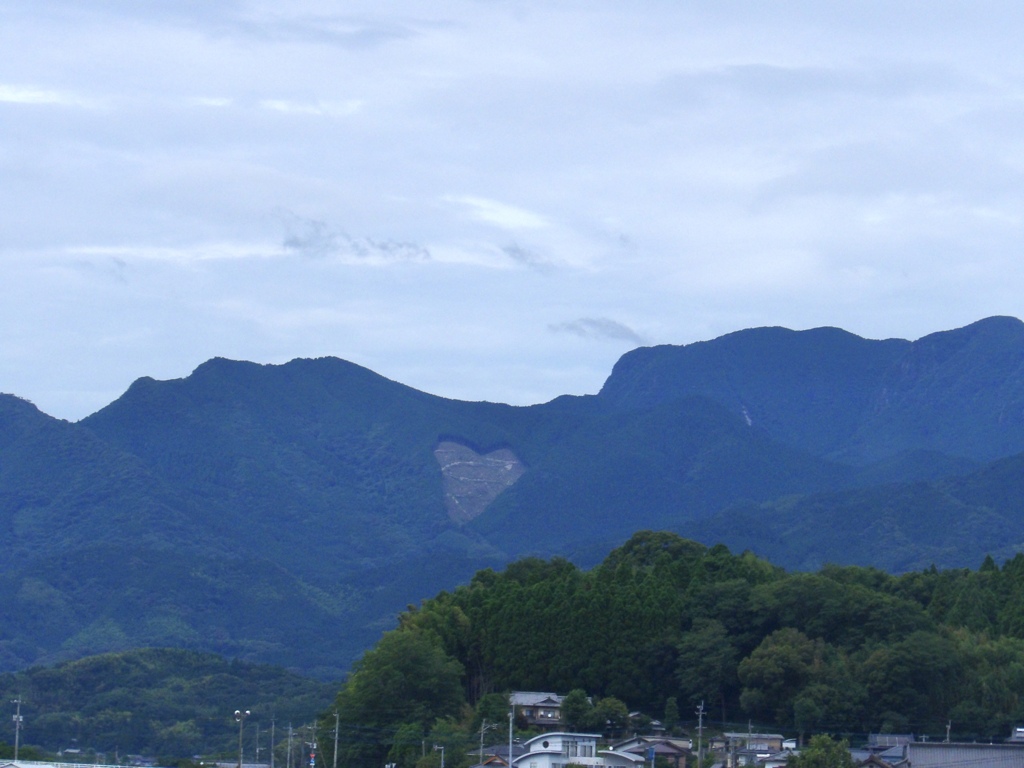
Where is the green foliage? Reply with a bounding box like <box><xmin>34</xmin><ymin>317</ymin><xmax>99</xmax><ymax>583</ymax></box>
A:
<box><xmin>788</xmin><ymin>735</ymin><xmax>856</xmax><ymax>768</ymax></box>
<box><xmin>334</xmin><ymin>630</ymin><xmax>466</xmax><ymax>768</ymax></box>
<box><xmin>589</xmin><ymin>696</ymin><xmax>629</xmax><ymax>737</ymax></box>
<box><xmin>7</xmin><ymin>320</ymin><xmax>1024</xmax><ymax>681</ymax></box>
<box><xmin>364</xmin><ymin>531</ymin><xmax>1024</xmax><ymax>746</ymax></box>
<box><xmin>560</xmin><ymin>690</ymin><xmax>592</xmax><ymax>732</ymax></box>
<box><xmin>0</xmin><ymin>648</ymin><xmax>332</xmax><ymax>759</ymax></box>
<box><xmin>662</xmin><ymin>696</ymin><xmax>679</xmax><ymax>730</ymax></box>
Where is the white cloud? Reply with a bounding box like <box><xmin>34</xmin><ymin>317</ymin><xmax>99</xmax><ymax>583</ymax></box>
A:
<box><xmin>192</xmin><ymin>96</ymin><xmax>233</xmax><ymax>108</ymax></box>
<box><xmin>258</xmin><ymin>98</ymin><xmax>363</xmax><ymax>116</ymax></box>
<box><xmin>0</xmin><ymin>84</ymin><xmax>96</xmax><ymax>107</ymax></box>
<box><xmin>444</xmin><ymin>196</ymin><xmax>550</xmax><ymax>230</ymax></box>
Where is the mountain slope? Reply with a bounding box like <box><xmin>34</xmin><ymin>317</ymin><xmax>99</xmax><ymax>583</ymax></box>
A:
<box><xmin>3</xmin><ymin>318</ymin><xmax>1024</xmax><ymax>674</ymax></box>
<box><xmin>598</xmin><ymin>316</ymin><xmax>1024</xmax><ymax>463</ymax></box>
<box><xmin>690</xmin><ymin>450</ymin><xmax>1024</xmax><ymax>573</ymax></box>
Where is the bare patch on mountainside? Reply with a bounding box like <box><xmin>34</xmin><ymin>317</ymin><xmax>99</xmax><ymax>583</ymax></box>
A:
<box><xmin>434</xmin><ymin>440</ymin><xmax>526</xmax><ymax>524</ymax></box>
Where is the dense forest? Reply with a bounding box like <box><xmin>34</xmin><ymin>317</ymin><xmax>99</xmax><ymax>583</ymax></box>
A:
<box><xmin>332</xmin><ymin>531</ymin><xmax>1024</xmax><ymax>768</ymax></box>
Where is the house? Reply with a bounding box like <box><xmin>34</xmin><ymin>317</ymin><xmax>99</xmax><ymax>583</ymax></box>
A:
<box><xmin>865</xmin><ymin>735</ymin><xmax>912</xmax><ymax>752</ymax></box>
<box><xmin>611</xmin><ymin>736</ymin><xmax>691</xmax><ymax>768</ymax></box>
<box><xmin>511</xmin><ymin>692</ymin><xmax>567</xmax><ymax>731</ymax></box>
<box><xmin>511</xmin><ymin>732</ymin><xmax>645</xmax><ymax>768</ymax></box>
<box><xmin>720</xmin><ymin>734</ymin><xmax>785</xmax><ymax>754</ymax></box>
<box><xmin>613</xmin><ymin>737</ymin><xmax>692</xmax><ymax>753</ymax></box>
<box><xmin>756</xmin><ymin>750</ymin><xmax>796</xmax><ymax>768</ymax></box>
<box><xmin>469</xmin><ymin>744</ymin><xmax>528</xmax><ymax>768</ymax></box>
<box><xmin>713</xmin><ymin>734</ymin><xmax>784</xmax><ymax>768</ymax></box>
<box><xmin>877</xmin><ymin>741</ymin><xmax>1024</xmax><ymax>768</ymax></box>
<box><xmin>855</xmin><ymin>754</ymin><xmax>899</xmax><ymax>768</ymax></box>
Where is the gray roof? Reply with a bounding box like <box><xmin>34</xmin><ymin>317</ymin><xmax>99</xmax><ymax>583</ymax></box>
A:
<box><xmin>907</xmin><ymin>742</ymin><xmax>1024</xmax><ymax>768</ymax></box>
<box><xmin>510</xmin><ymin>692</ymin><xmax>564</xmax><ymax>707</ymax></box>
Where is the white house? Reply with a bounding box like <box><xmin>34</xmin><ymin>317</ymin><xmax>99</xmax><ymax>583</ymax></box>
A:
<box><xmin>511</xmin><ymin>733</ymin><xmax>646</xmax><ymax>768</ymax></box>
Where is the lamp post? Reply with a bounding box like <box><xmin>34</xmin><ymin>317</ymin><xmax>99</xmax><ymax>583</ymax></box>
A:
<box><xmin>235</xmin><ymin>710</ymin><xmax>251</xmax><ymax>768</ymax></box>
<box><xmin>332</xmin><ymin>712</ymin><xmax>339</xmax><ymax>768</ymax></box>
<box><xmin>12</xmin><ymin>698</ymin><xmax>23</xmax><ymax>763</ymax></box>
<box><xmin>508</xmin><ymin>710</ymin><xmax>514</xmax><ymax>768</ymax></box>
<box><xmin>433</xmin><ymin>745</ymin><xmax>444</xmax><ymax>768</ymax></box>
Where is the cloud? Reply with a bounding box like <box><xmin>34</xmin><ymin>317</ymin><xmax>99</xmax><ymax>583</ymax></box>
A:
<box><xmin>68</xmin><ymin>244</ymin><xmax>271</xmax><ymax>263</ymax></box>
<box><xmin>259</xmin><ymin>98</ymin><xmax>363</xmax><ymax>116</ymax></box>
<box><xmin>279</xmin><ymin>211</ymin><xmax>430</xmax><ymax>263</ymax></box>
<box><xmin>548</xmin><ymin>318</ymin><xmax>646</xmax><ymax>345</ymax></box>
<box><xmin>502</xmin><ymin>243</ymin><xmax>552</xmax><ymax>271</ymax></box>
<box><xmin>191</xmin><ymin>96</ymin><xmax>232</xmax><ymax>108</ymax></box>
<box><xmin>0</xmin><ymin>84</ymin><xmax>96</xmax><ymax>107</ymax></box>
<box><xmin>229</xmin><ymin>14</ymin><xmax>416</xmax><ymax>49</ymax></box>
<box><xmin>445</xmin><ymin>196</ymin><xmax>550</xmax><ymax>230</ymax></box>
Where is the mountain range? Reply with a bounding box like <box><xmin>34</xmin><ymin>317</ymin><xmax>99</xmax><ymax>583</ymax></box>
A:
<box><xmin>3</xmin><ymin>315</ymin><xmax>1024</xmax><ymax>677</ymax></box>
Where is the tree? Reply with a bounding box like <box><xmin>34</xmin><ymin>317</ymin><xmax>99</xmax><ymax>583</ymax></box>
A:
<box><xmin>738</xmin><ymin>628</ymin><xmax>819</xmax><ymax>726</ymax></box>
<box><xmin>663</xmin><ymin>697</ymin><xmax>680</xmax><ymax>732</ymax></box>
<box><xmin>588</xmin><ymin>696</ymin><xmax>629</xmax><ymax>737</ymax></box>
<box><xmin>561</xmin><ymin>689</ymin><xmax>594</xmax><ymax>731</ymax></box>
<box><xmin>676</xmin><ymin>619</ymin><xmax>738</xmax><ymax>722</ymax></box>
<box><xmin>335</xmin><ymin>630</ymin><xmax>466</xmax><ymax>768</ymax></box>
<box><xmin>787</xmin><ymin>735</ymin><xmax>855</xmax><ymax>768</ymax></box>
<box><xmin>471</xmin><ymin>693</ymin><xmax>511</xmax><ymax>734</ymax></box>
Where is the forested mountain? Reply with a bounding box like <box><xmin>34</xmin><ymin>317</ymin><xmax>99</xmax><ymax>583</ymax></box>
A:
<box><xmin>3</xmin><ymin>317</ymin><xmax>1024</xmax><ymax>675</ymax></box>
<box><xmin>600</xmin><ymin>315</ymin><xmax>1024</xmax><ymax>462</ymax></box>
<box><xmin>330</xmin><ymin>532</ymin><xmax>1024</xmax><ymax>768</ymax></box>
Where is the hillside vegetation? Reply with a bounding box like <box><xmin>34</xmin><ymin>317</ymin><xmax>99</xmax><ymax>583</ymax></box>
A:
<box><xmin>0</xmin><ymin>648</ymin><xmax>333</xmax><ymax>760</ymax></box>
<box><xmin>4</xmin><ymin>317</ymin><xmax>1024</xmax><ymax>674</ymax></box>
<box><xmin>331</xmin><ymin>532</ymin><xmax>1024</xmax><ymax>768</ymax></box>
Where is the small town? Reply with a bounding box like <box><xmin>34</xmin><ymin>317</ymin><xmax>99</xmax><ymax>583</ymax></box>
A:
<box><xmin>6</xmin><ymin>692</ymin><xmax>1024</xmax><ymax>768</ymax></box>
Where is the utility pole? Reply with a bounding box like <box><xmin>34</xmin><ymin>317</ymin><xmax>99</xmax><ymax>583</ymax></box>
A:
<box><xmin>333</xmin><ymin>713</ymin><xmax>339</xmax><ymax>768</ymax></box>
<box><xmin>12</xmin><ymin>698</ymin><xmax>23</xmax><ymax>762</ymax></box>
<box><xmin>287</xmin><ymin>724</ymin><xmax>294</xmax><ymax>768</ymax></box>
<box><xmin>946</xmin><ymin>721</ymin><xmax>952</xmax><ymax>743</ymax></box>
<box><xmin>508</xmin><ymin>709</ymin><xmax>514</xmax><ymax>768</ymax></box>
<box><xmin>695</xmin><ymin>702</ymin><xmax>704</xmax><ymax>768</ymax></box>
<box><xmin>479</xmin><ymin>719</ymin><xmax>497</xmax><ymax>765</ymax></box>
<box><xmin>235</xmin><ymin>710</ymin><xmax>251</xmax><ymax>768</ymax></box>
<box><xmin>271</xmin><ymin>720</ymin><xmax>276</xmax><ymax>768</ymax></box>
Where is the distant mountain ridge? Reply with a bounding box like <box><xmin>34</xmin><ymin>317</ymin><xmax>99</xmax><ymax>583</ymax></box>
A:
<box><xmin>599</xmin><ymin>315</ymin><xmax>1024</xmax><ymax>462</ymax></box>
<box><xmin>3</xmin><ymin>317</ymin><xmax>1024</xmax><ymax>676</ymax></box>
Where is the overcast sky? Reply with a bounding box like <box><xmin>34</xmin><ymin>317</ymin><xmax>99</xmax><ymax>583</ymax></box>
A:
<box><xmin>4</xmin><ymin>1</ymin><xmax>1024</xmax><ymax>421</ymax></box>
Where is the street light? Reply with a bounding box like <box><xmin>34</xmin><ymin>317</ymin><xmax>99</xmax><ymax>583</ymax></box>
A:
<box><xmin>433</xmin><ymin>744</ymin><xmax>445</xmax><ymax>768</ymax></box>
<box><xmin>508</xmin><ymin>710</ymin><xmax>514</xmax><ymax>768</ymax></box>
<box><xmin>12</xmin><ymin>699</ymin><xmax>23</xmax><ymax>763</ymax></box>
<box><xmin>235</xmin><ymin>710</ymin><xmax>251</xmax><ymax>768</ymax></box>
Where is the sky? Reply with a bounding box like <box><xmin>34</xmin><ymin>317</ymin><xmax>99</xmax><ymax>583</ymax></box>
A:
<box><xmin>5</xmin><ymin>1</ymin><xmax>1024</xmax><ymax>421</ymax></box>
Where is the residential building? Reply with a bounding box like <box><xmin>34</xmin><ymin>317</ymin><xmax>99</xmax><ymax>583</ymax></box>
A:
<box><xmin>868</xmin><ymin>741</ymin><xmax>1024</xmax><ymax>768</ymax></box>
<box><xmin>511</xmin><ymin>732</ymin><xmax>645</xmax><ymax>768</ymax></box>
<box><xmin>611</xmin><ymin>736</ymin><xmax>691</xmax><ymax>768</ymax></box>
<box><xmin>714</xmin><ymin>733</ymin><xmax>784</xmax><ymax>768</ymax></box>
<box><xmin>511</xmin><ymin>693</ymin><xmax>566</xmax><ymax>731</ymax></box>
